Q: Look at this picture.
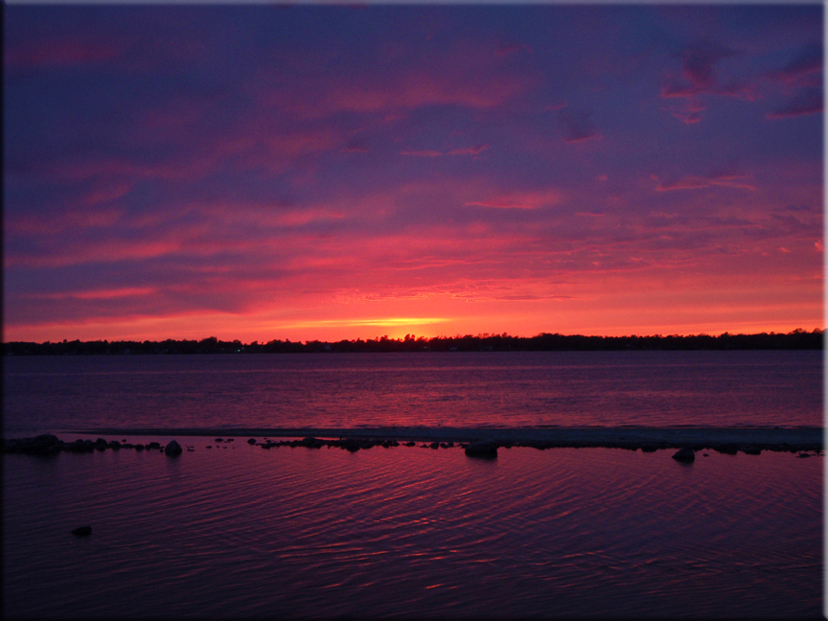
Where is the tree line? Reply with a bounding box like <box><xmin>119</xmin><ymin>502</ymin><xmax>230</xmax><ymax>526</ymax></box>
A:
<box><xmin>3</xmin><ymin>329</ymin><xmax>823</xmax><ymax>355</ymax></box>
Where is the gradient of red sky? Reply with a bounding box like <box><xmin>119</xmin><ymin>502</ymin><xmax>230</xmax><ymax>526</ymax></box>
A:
<box><xmin>3</xmin><ymin>4</ymin><xmax>824</xmax><ymax>343</ymax></box>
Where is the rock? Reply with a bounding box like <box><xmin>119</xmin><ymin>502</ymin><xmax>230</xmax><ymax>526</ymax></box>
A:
<box><xmin>147</xmin><ymin>442</ymin><xmax>161</xmax><ymax>450</ymax></box>
<box><xmin>165</xmin><ymin>440</ymin><xmax>183</xmax><ymax>457</ymax></box>
<box><xmin>71</xmin><ymin>526</ymin><xmax>92</xmax><ymax>537</ymax></box>
<box><xmin>3</xmin><ymin>434</ymin><xmax>64</xmax><ymax>456</ymax></box>
<box><xmin>134</xmin><ymin>443</ymin><xmax>145</xmax><ymax>451</ymax></box>
<box><xmin>741</xmin><ymin>445</ymin><xmax>761</xmax><ymax>455</ymax></box>
<box><xmin>465</xmin><ymin>440</ymin><xmax>498</xmax><ymax>459</ymax></box>
<box><xmin>429</xmin><ymin>442</ymin><xmax>440</xmax><ymax>450</ymax></box>
<box><xmin>796</xmin><ymin>452</ymin><xmax>811</xmax><ymax>458</ymax></box>
<box><xmin>404</xmin><ymin>441</ymin><xmax>416</xmax><ymax>447</ymax></box>
<box><xmin>672</xmin><ymin>447</ymin><xmax>695</xmax><ymax>463</ymax></box>
<box><xmin>247</xmin><ymin>438</ymin><xmax>257</xmax><ymax>445</ymax></box>
<box><xmin>109</xmin><ymin>440</ymin><xmax>122</xmax><ymax>450</ymax></box>
<box><xmin>94</xmin><ymin>438</ymin><xmax>108</xmax><ymax>451</ymax></box>
<box><xmin>300</xmin><ymin>437</ymin><xmax>324</xmax><ymax>449</ymax></box>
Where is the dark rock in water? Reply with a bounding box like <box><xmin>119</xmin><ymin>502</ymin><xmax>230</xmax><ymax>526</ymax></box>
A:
<box><xmin>94</xmin><ymin>438</ymin><xmax>108</xmax><ymax>451</ymax></box>
<box><xmin>72</xmin><ymin>526</ymin><xmax>92</xmax><ymax>537</ymax></box>
<box><xmin>147</xmin><ymin>442</ymin><xmax>161</xmax><ymax>450</ymax></box>
<box><xmin>796</xmin><ymin>452</ymin><xmax>811</xmax><ymax>458</ymax></box>
<box><xmin>404</xmin><ymin>441</ymin><xmax>416</xmax><ymax>447</ymax></box>
<box><xmin>715</xmin><ymin>444</ymin><xmax>738</xmax><ymax>455</ymax></box>
<box><xmin>741</xmin><ymin>445</ymin><xmax>761</xmax><ymax>455</ymax></box>
<box><xmin>247</xmin><ymin>438</ymin><xmax>257</xmax><ymax>445</ymax></box>
<box><xmin>215</xmin><ymin>438</ymin><xmax>223</xmax><ymax>442</ymax></box>
<box><xmin>3</xmin><ymin>434</ymin><xmax>64</xmax><ymax>456</ymax></box>
<box><xmin>109</xmin><ymin>440</ymin><xmax>122</xmax><ymax>450</ymax></box>
<box><xmin>300</xmin><ymin>437</ymin><xmax>324</xmax><ymax>449</ymax></box>
<box><xmin>165</xmin><ymin>440</ymin><xmax>183</xmax><ymax>457</ymax></box>
<box><xmin>134</xmin><ymin>443</ymin><xmax>145</xmax><ymax>452</ymax></box>
<box><xmin>672</xmin><ymin>447</ymin><xmax>695</xmax><ymax>463</ymax></box>
<box><xmin>429</xmin><ymin>442</ymin><xmax>440</xmax><ymax>450</ymax></box>
<box><xmin>465</xmin><ymin>440</ymin><xmax>498</xmax><ymax>459</ymax></box>
<box><xmin>340</xmin><ymin>438</ymin><xmax>361</xmax><ymax>452</ymax></box>
<box><xmin>640</xmin><ymin>444</ymin><xmax>658</xmax><ymax>453</ymax></box>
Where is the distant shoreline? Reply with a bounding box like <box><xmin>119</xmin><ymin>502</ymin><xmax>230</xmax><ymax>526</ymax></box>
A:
<box><xmin>64</xmin><ymin>426</ymin><xmax>823</xmax><ymax>452</ymax></box>
<box><xmin>3</xmin><ymin>329</ymin><xmax>823</xmax><ymax>355</ymax></box>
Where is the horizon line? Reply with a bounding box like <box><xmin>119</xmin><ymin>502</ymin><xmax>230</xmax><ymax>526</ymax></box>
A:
<box><xmin>4</xmin><ymin>327</ymin><xmax>823</xmax><ymax>346</ymax></box>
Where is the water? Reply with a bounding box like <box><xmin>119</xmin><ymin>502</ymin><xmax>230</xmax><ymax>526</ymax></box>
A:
<box><xmin>2</xmin><ymin>350</ymin><xmax>823</xmax><ymax>433</ymax></box>
<box><xmin>2</xmin><ymin>351</ymin><xmax>824</xmax><ymax>618</ymax></box>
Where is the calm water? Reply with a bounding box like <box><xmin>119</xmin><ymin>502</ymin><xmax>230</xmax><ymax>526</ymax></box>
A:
<box><xmin>2</xmin><ymin>351</ymin><xmax>824</xmax><ymax>618</ymax></box>
<box><xmin>3</xmin><ymin>442</ymin><xmax>823</xmax><ymax>618</ymax></box>
<box><xmin>2</xmin><ymin>350</ymin><xmax>823</xmax><ymax>434</ymax></box>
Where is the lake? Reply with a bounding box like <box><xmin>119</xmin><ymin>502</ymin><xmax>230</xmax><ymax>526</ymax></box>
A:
<box><xmin>2</xmin><ymin>350</ymin><xmax>823</xmax><ymax>433</ymax></box>
<box><xmin>2</xmin><ymin>350</ymin><xmax>824</xmax><ymax>618</ymax></box>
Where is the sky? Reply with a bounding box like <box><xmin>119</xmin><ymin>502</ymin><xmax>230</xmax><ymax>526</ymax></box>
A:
<box><xmin>3</xmin><ymin>3</ymin><xmax>824</xmax><ymax>343</ymax></box>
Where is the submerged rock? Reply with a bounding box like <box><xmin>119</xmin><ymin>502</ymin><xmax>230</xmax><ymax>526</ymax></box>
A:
<box><xmin>165</xmin><ymin>440</ymin><xmax>183</xmax><ymax>457</ymax></box>
<box><xmin>672</xmin><ymin>447</ymin><xmax>695</xmax><ymax>463</ymax></box>
<box><xmin>464</xmin><ymin>440</ymin><xmax>498</xmax><ymax>459</ymax></box>
<box><xmin>71</xmin><ymin>526</ymin><xmax>92</xmax><ymax>537</ymax></box>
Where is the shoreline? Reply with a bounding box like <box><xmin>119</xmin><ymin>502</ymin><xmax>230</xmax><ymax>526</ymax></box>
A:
<box><xmin>63</xmin><ymin>426</ymin><xmax>823</xmax><ymax>452</ymax></box>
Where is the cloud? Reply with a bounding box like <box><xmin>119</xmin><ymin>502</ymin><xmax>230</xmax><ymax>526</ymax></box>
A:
<box><xmin>463</xmin><ymin>188</ymin><xmax>561</xmax><ymax>210</ymax></box>
<box><xmin>660</xmin><ymin>38</ymin><xmax>754</xmax><ymax>123</ymax></box>
<box><xmin>557</xmin><ymin>108</ymin><xmax>601</xmax><ymax>143</ymax></box>
<box><xmin>400</xmin><ymin>143</ymin><xmax>489</xmax><ymax>157</ymax></box>
<box><xmin>400</xmin><ymin>149</ymin><xmax>444</xmax><ymax>158</ymax></box>
<box><xmin>765</xmin><ymin>41</ymin><xmax>822</xmax><ymax>84</ymax></box>
<box><xmin>653</xmin><ymin>165</ymin><xmax>756</xmax><ymax>192</ymax></box>
<box><xmin>674</xmin><ymin>39</ymin><xmax>740</xmax><ymax>93</ymax></box>
<box><xmin>766</xmin><ymin>86</ymin><xmax>823</xmax><ymax>119</ymax></box>
<box><xmin>4</xmin><ymin>37</ymin><xmax>130</xmax><ymax>68</ymax></box>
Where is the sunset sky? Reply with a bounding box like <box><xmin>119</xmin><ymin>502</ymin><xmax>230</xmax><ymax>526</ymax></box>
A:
<box><xmin>3</xmin><ymin>4</ymin><xmax>824</xmax><ymax>343</ymax></box>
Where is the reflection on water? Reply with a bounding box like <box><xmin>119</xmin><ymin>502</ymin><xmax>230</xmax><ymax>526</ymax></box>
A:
<box><xmin>3</xmin><ymin>350</ymin><xmax>823</xmax><ymax>433</ymax></box>
<box><xmin>3</xmin><ymin>443</ymin><xmax>822</xmax><ymax>618</ymax></box>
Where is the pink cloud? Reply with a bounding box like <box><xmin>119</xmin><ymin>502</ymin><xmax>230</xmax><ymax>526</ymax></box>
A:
<box><xmin>653</xmin><ymin>166</ymin><xmax>756</xmax><ymax>192</ymax></box>
<box><xmin>24</xmin><ymin>287</ymin><xmax>158</xmax><ymax>301</ymax></box>
<box><xmin>765</xmin><ymin>42</ymin><xmax>822</xmax><ymax>84</ymax></box>
<box><xmin>252</xmin><ymin>39</ymin><xmax>539</xmax><ymax>120</ymax></box>
<box><xmin>557</xmin><ymin>108</ymin><xmax>601</xmax><ymax>143</ymax></box>
<box><xmin>766</xmin><ymin>87</ymin><xmax>823</xmax><ymax>119</ymax></box>
<box><xmin>463</xmin><ymin>189</ymin><xmax>561</xmax><ymax>210</ymax></box>
<box><xmin>401</xmin><ymin>144</ymin><xmax>489</xmax><ymax>157</ymax></box>
<box><xmin>4</xmin><ymin>37</ymin><xmax>130</xmax><ymax>68</ymax></box>
<box><xmin>400</xmin><ymin>149</ymin><xmax>444</xmax><ymax>158</ymax></box>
